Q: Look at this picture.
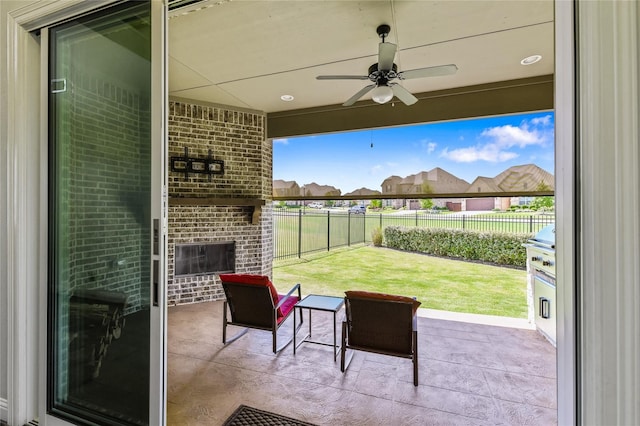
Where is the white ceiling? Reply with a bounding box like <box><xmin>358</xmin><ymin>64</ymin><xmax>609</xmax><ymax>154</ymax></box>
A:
<box><xmin>168</xmin><ymin>0</ymin><xmax>554</xmax><ymax>113</ymax></box>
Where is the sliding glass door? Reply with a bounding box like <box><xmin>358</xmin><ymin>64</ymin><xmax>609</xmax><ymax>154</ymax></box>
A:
<box><xmin>46</xmin><ymin>1</ymin><xmax>166</xmax><ymax>424</ymax></box>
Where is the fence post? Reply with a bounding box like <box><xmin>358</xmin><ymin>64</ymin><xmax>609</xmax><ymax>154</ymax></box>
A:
<box><xmin>529</xmin><ymin>215</ymin><xmax>533</xmax><ymax>233</ymax></box>
<box><xmin>348</xmin><ymin>211</ymin><xmax>351</xmax><ymax>246</ymax></box>
<box><xmin>462</xmin><ymin>214</ymin><xmax>466</xmax><ymax>229</ymax></box>
<box><xmin>363</xmin><ymin>211</ymin><xmax>366</xmax><ymax>243</ymax></box>
<box><xmin>298</xmin><ymin>209</ymin><xmax>302</xmax><ymax>258</ymax></box>
<box><xmin>327</xmin><ymin>210</ymin><xmax>330</xmax><ymax>251</ymax></box>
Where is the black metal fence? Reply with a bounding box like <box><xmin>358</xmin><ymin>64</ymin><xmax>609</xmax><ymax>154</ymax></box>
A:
<box><xmin>274</xmin><ymin>209</ymin><xmax>555</xmax><ymax>260</ymax></box>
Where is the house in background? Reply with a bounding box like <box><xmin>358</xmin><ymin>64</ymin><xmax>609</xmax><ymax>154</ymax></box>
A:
<box><xmin>273</xmin><ymin>179</ymin><xmax>301</xmax><ymax>206</ymax></box>
<box><xmin>381</xmin><ymin>167</ymin><xmax>470</xmax><ymax>209</ymax></box>
<box><xmin>466</xmin><ymin>164</ymin><xmax>555</xmax><ymax>211</ymax></box>
<box><xmin>273</xmin><ymin>179</ymin><xmax>300</xmax><ymax>198</ymax></box>
<box><xmin>380</xmin><ymin>175</ymin><xmax>403</xmax><ymax>208</ymax></box>
<box><xmin>275</xmin><ymin>164</ymin><xmax>552</xmax><ymax>212</ymax></box>
<box><xmin>343</xmin><ymin>187</ymin><xmax>382</xmax><ymax>207</ymax></box>
<box><xmin>273</xmin><ymin>180</ymin><xmax>380</xmax><ymax>207</ymax></box>
<box><xmin>300</xmin><ymin>182</ymin><xmax>341</xmax><ymax>199</ymax></box>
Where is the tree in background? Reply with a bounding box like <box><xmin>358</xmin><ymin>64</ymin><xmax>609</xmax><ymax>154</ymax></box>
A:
<box><xmin>420</xmin><ymin>199</ymin><xmax>434</xmax><ymax>210</ymax></box>
<box><xmin>531</xmin><ymin>181</ymin><xmax>554</xmax><ymax>211</ymax></box>
<box><xmin>370</xmin><ymin>199</ymin><xmax>382</xmax><ymax>209</ymax></box>
<box><xmin>420</xmin><ymin>182</ymin><xmax>434</xmax><ymax>210</ymax></box>
<box><xmin>531</xmin><ymin>196</ymin><xmax>554</xmax><ymax>211</ymax></box>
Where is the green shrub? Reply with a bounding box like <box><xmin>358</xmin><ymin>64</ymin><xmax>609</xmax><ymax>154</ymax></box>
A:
<box><xmin>384</xmin><ymin>226</ymin><xmax>531</xmax><ymax>268</ymax></box>
<box><xmin>371</xmin><ymin>227</ymin><xmax>383</xmax><ymax>247</ymax></box>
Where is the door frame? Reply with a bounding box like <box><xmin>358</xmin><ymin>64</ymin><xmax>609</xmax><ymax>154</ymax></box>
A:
<box><xmin>554</xmin><ymin>1</ymin><xmax>577</xmax><ymax>424</ymax></box>
<box><xmin>6</xmin><ymin>1</ymin><xmax>167</xmax><ymax>424</ymax></box>
<box><xmin>5</xmin><ymin>0</ymin><xmax>580</xmax><ymax>425</ymax></box>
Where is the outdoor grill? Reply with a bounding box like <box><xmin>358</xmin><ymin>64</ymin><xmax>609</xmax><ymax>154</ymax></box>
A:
<box><xmin>524</xmin><ymin>224</ymin><xmax>556</xmax><ymax>346</ymax></box>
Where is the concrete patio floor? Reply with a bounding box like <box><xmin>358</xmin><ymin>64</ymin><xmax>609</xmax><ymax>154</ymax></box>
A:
<box><xmin>167</xmin><ymin>300</ymin><xmax>557</xmax><ymax>425</ymax></box>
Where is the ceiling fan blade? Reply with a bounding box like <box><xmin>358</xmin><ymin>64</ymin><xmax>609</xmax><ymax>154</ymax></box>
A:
<box><xmin>342</xmin><ymin>84</ymin><xmax>376</xmax><ymax>106</ymax></box>
<box><xmin>390</xmin><ymin>84</ymin><xmax>418</xmax><ymax>106</ymax></box>
<box><xmin>316</xmin><ymin>75</ymin><xmax>370</xmax><ymax>80</ymax></box>
<box><xmin>398</xmin><ymin>64</ymin><xmax>458</xmax><ymax>80</ymax></box>
<box><xmin>378</xmin><ymin>42</ymin><xmax>397</xmax><ymax>71</ymax></box>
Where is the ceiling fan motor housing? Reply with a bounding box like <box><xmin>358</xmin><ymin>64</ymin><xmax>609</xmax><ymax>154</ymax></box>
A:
<box><xmin>368</xmin><ymin>63</ymin><xmax>397</xmax><ymax>85</ymax></box>
<box><xmin>315</xmin><ymin>22</ymin><xmax>456</xmax><ymax>106</ymax></box>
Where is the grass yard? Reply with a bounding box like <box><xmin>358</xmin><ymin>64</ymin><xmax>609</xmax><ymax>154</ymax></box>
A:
<box><xmin>273</xmin><ymin>245</ymin><xmax>528</xmax><ymax>318</ymax></box>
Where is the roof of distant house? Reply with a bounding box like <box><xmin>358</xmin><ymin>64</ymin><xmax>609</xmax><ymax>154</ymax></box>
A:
<box><xmin>302</xmin><ymin>182</ymin><xmax>341</xmax><ymax>196</ymax></box>
<box><xmin>344</xmin><ymin>187</ymin><xmax>382</xmax><ymax>196</ymax></box>
<box><xmin>273</xmin><ymin>163</ymin><xmax>553</xmax><ymax>197</ymax></box>
<box><xmin>273</xmin><ymin>179</ymin><xmax>298</xmax><ymax>190</ymax></box>
<box><xmin>468</xmin><ymin>163</ymin><xmax>554</xmax><ymax>193</ymax></box>
<box><xmin>384</xmin><ymin>167</ymin><xmax>470</xmax><ymax>194</ymax></box>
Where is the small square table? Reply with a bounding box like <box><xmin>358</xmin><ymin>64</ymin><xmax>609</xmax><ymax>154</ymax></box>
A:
<box><xmin>293</xmin><ymin>294</ymin><xmax>345</xmax><ymax>361</ymax></box>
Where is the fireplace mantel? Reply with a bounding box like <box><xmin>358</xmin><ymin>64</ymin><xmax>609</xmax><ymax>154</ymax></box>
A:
<box><xmin>169</xmin><ymin>197</ymin><xmax>266</xmax><ymax>224</ymax></box>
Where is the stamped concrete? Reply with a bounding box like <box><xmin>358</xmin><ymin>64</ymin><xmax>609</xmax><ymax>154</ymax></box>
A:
<box><xmin>167</xmin><ymin>301</ymin><xmax>556</xmax><ymax>425</ymax></box>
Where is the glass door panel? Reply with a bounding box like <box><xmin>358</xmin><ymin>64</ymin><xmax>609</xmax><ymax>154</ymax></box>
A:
<box><xmin>47</xmin><ymin>2</ymin><xmax>162</xmax><ymax>424</ymax></box>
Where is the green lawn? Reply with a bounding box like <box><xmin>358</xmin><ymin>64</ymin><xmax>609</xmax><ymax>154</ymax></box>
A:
<box><xmin>273</xmin><ymin>245</ymin><xmax>527</xmax><ymax>318</ymax></box>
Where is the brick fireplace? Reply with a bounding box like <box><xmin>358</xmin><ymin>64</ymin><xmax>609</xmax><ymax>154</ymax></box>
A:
<box><xmin>167</xmin><ymin>99</ymin><xmax>273</xmax><ymax>305</ymax></box>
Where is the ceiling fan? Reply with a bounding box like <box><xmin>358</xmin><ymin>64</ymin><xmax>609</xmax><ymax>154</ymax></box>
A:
<box><xmin>317</xmin><ymin>24</ymin><xmax>458</xmax><ymax>106</ymax></box>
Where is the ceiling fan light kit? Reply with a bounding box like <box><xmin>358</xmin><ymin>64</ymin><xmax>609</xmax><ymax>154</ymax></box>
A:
<box><xmin>316</xmin><ymin>24</ymin><xmax>458</xmax><ymax>107</ymax></box>
<box><xmin>371</xmin><ymin>85</ymin><xmax>394</xmax><ymax>104</ymax></box>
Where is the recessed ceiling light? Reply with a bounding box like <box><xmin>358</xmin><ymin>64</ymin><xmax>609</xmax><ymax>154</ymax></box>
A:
<box><xmin>280</xmin><ymin>95</ymin><xmax>294</xmax><ymax>102</ymax></box>
<box><xmin>521</xmin><ymin>55</ymin><xmax>542</xmax><ymax>65</ymax></box>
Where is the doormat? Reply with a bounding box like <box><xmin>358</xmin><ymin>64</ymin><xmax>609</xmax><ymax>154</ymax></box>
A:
<box><xmin>222</xmin><ymin>404</ymin><xmax>317</xmax><ymax>426</ymax></box>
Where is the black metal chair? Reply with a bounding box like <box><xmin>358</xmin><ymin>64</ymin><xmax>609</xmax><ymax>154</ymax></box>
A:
<box><xmin>220</xmin><ymin>273</ymin><xmax>303</xmax><ymax>353</ymax></box>
<box><xmin>341</xmin><ymin>290</ymin><xmax>420</xmax><ymax>386</ymax></box>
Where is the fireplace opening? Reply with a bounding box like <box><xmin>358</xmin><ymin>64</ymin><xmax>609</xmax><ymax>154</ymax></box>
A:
<box><xmin>174</xmin><ymin>241</ymin><xmax>235</xmax><ymax>277</ymax></box>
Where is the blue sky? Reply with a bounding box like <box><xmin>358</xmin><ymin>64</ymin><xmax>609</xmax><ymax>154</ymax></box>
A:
<box><xmin>273</xmin><ymin>111</ymin><xmax>554</xmax><ymax>194</ymax></box>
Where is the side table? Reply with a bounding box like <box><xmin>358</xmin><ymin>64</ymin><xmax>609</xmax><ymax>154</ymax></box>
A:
<box><xmin>293</xmin><ymin>294</ymin><xmax>345</xmax><ymax>361</ymax></box>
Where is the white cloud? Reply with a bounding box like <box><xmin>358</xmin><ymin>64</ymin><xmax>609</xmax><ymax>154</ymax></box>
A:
<box><xmin>440</xmin><ymin>146</ymin><xmax>519</xmax><ymax>163</ymax></box>
<box><xmin>370</xmin><ymin>164</ymin><xmax>383</xmax><ymax>174</ymax></box>
<box><xmin>273</xmin><ymin>138</ymin><xmax>289</xmax><ymax>144</ymax></box>
<box><xmin>480</xmin><ymin>125</ymin><xmax>542</xmax><ymax>148</ymax></box>
<box><xmin>530</xmin><ymin>114</ymin><xmax>552</xmax><ymax>126</ymax></box>
<box><xmin>420</xmin><ymin>139</ymin><xmax>437</xmax><ymax>154</ymax></box>
<box><xmin>441</xmin><ymin>116</ymin><xmax>552</xmax><ymax>163</ymax></box>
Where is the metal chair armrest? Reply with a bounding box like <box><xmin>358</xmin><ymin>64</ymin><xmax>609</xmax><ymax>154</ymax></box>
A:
<box><xmin>275</xmin><ymin>283</ymin><xmax>301</xmax><ymax>309</ymax></box>
<box><xmin>412</xmin><ymin>296</ymin><xmax>419</xmax><ymax>331</ymax></box>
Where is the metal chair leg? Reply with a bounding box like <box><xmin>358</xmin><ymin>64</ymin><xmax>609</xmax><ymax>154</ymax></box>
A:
<box><xmin>222</xmin><ymin>301</ymin><xmax>227</xmax><ymax>344</ymax></box>
<box><xmin>413</xmin><ymin>329</ymin><xmax>418</xmax><ymax>386</ymax></box>
<box><xmin>340</xmin><ymin>321</ymin><xmax>351</xmax><ymax>372</ymax></box>
<box><xmin>222</xmin><ymin>301</ymin><xmax>249</xmax><ymax>346</ymax></box>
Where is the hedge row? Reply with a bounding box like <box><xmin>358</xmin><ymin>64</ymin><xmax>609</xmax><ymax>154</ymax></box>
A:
<box><xmin>383</xmin><ymin>226</ymin><xmax>532</xmax><ymax>268</ymax></box>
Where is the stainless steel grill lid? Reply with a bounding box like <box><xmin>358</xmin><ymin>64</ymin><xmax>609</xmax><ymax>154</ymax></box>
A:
<box><xmin>531</xmin><ymin>224</ymin><xmax>555</xmax><ymax>248</ymax></box>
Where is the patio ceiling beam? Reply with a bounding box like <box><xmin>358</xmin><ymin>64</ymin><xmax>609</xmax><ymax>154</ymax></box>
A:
<box><xmin>267</xmin><ymin>75</ymin><xmax>554</xmax><ymax>139</ymax></box>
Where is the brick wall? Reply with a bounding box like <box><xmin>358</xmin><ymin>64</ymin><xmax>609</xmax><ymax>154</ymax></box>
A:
<box><xmin>168</xmin><ymin>100</ymin><xmax>273</xmax><ymax>305</ymax></box>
